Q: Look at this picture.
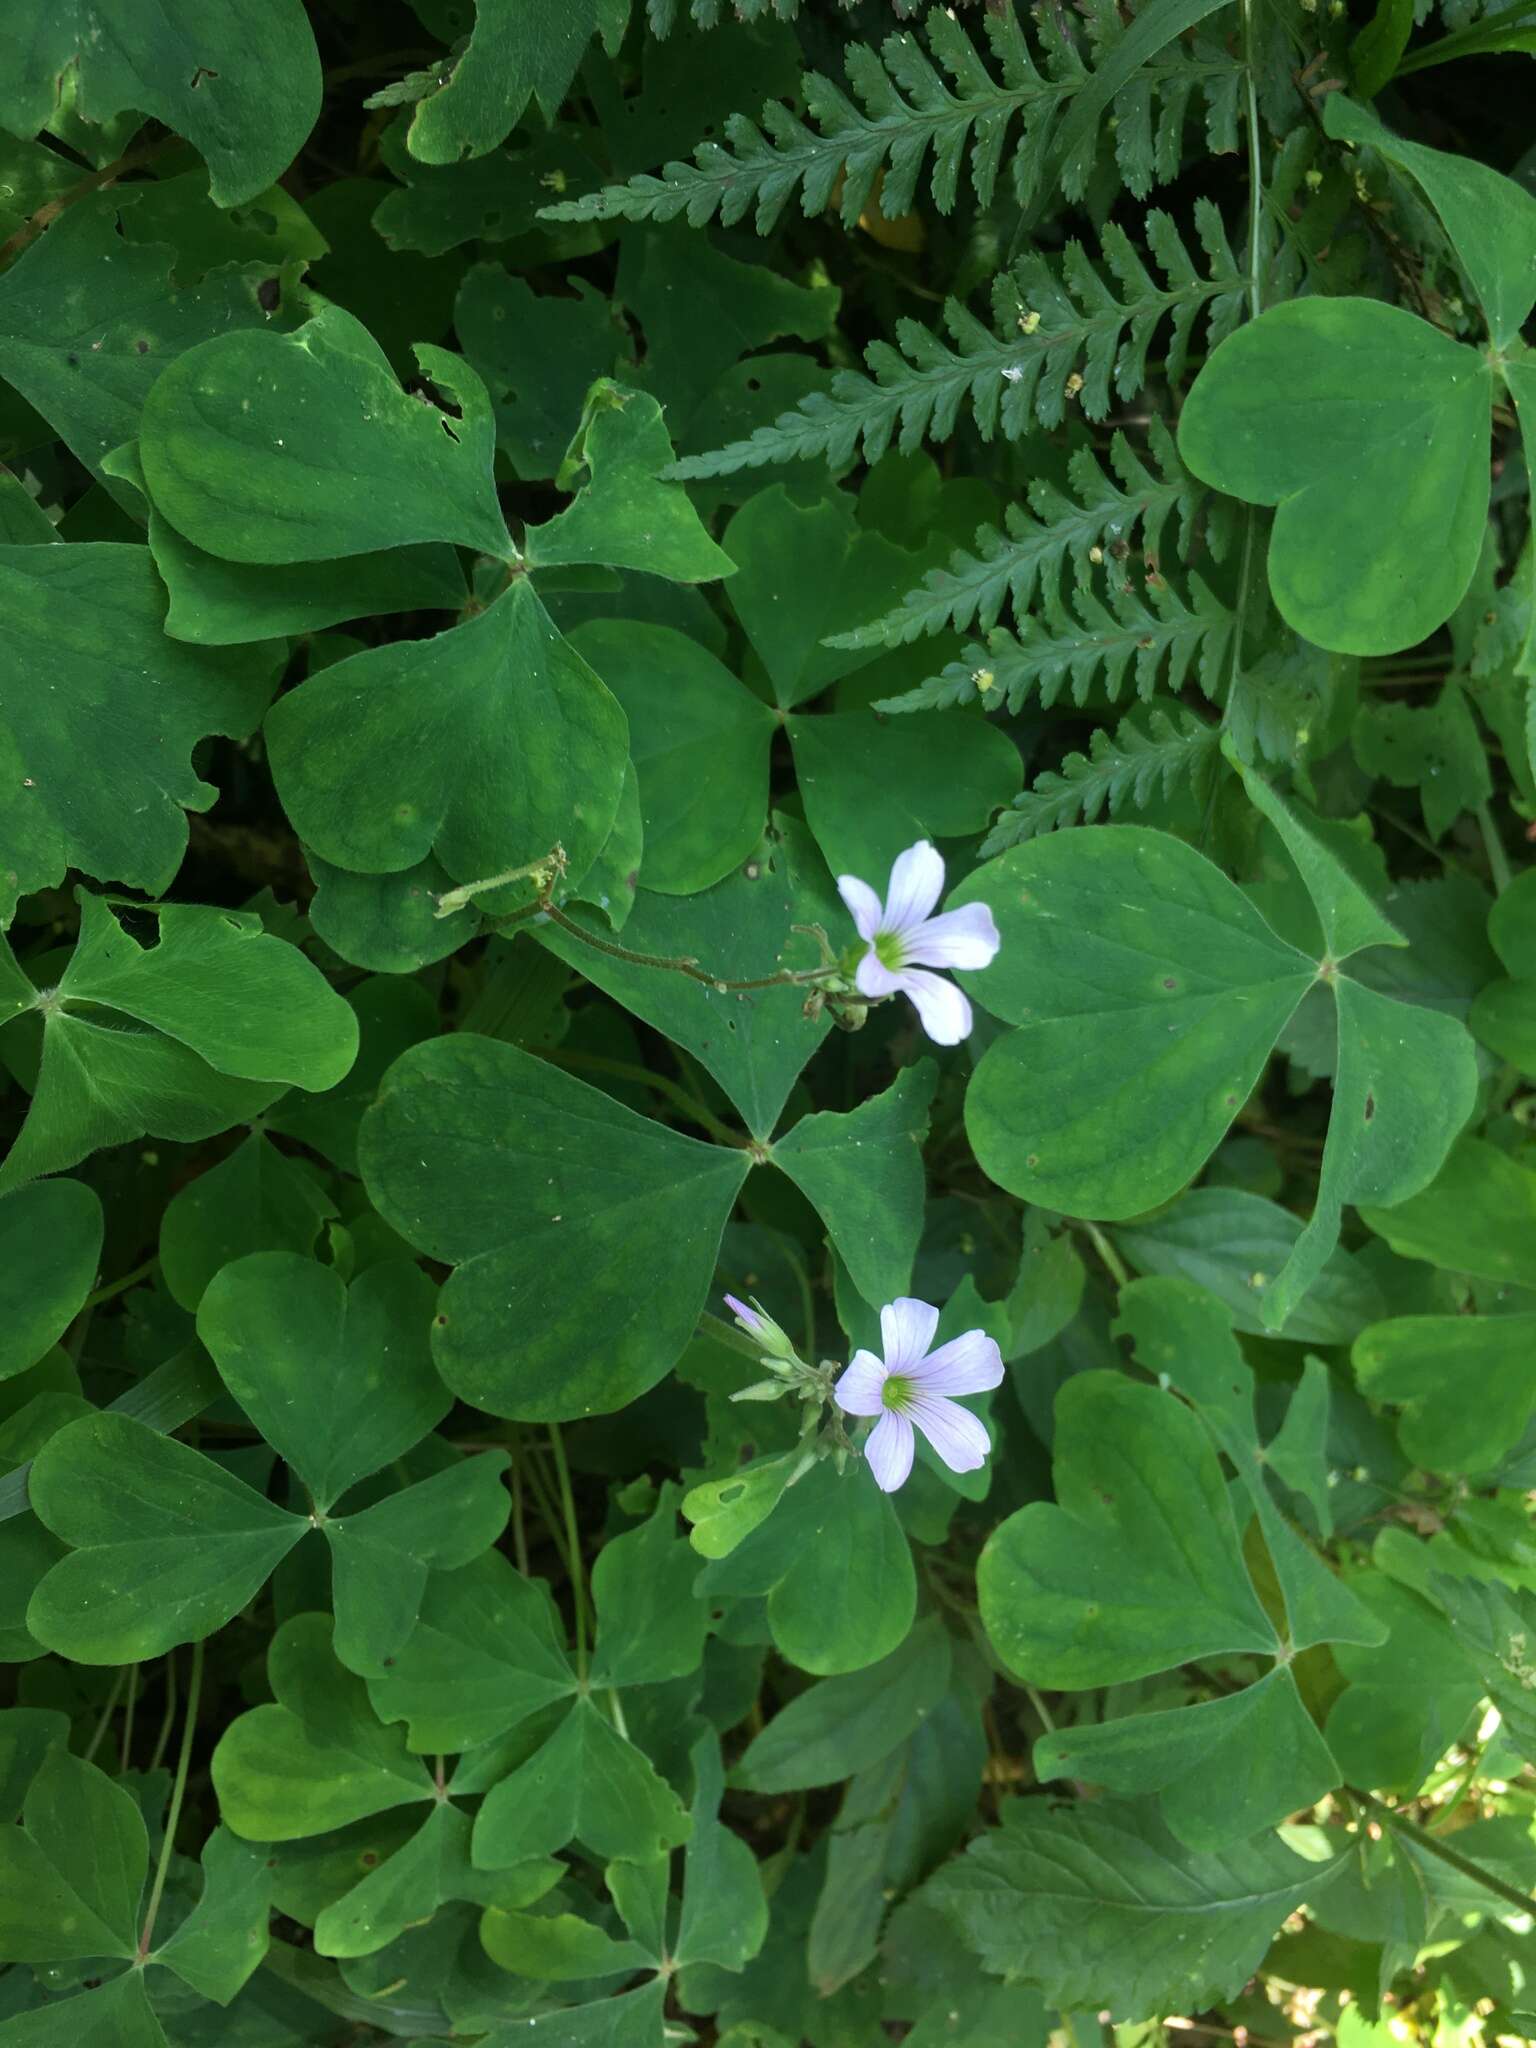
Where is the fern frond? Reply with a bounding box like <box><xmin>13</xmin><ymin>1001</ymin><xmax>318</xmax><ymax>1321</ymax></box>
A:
<box><xmin>666</xmin><ymin>202</ymin><xmax>1246</xmax><ymax>477</ymax></box>
<box><xmin>647</xmin><ymin>0</ymin><xmax>869</xmax><ymax>29</ymax></box>
<box><xmin>548</xmin><ymin>11</ymin><xmax>1076</xmax><ymax>233</ymax></box>
<box><xmin>980</xmin><ymin>704</ymin><xmax>1222</xmax><ymax>853</ymax></box>
<box><xmin>548</xmin><ymin>8</ymin><xmax>1241</xmax><ymax>233</ymax></box>
<box><xmin>828</xmin><ymin>419</ymin><xmax>1209</xmax><ymax>651</ymax></box>
<box><xmin>876</xmin><ymin>566</ymin><xmax>1236</xmax><ymax>716</ymax></box>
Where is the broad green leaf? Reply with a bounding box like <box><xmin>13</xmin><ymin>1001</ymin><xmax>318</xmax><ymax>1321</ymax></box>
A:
<box><xmin>359</xmin><ymin>1033</ymin><xmax>750</xmax><ymax>1419</ymax></box>
<box><xmin>722</xmin><ymin>485</ymin><xmax>936</xmax><ymax>708</ymax></box>
<box><xmin>314</xmin><ymin>1802</ymin><xmax>543</xmax><ymax>1961</ymax></box>
<box><xmin>1325</xmin><ymin>95</ymin><xmax>1536</xmax><ymax>348</ymax></box>
<box><xmin>1350</xmin><ymin>0</ymin><xmax>1415</xmax><ymax>95</ymax></box>
<box><xmin>307</xmin><ymin>853</ymin><xmax>479</xmax><ymax>975</ymax></box>
<box><xmin>27</xmin><ymin>1395</ymin><xmax>501</xmax><ymax>1669</ymax></box>
<box><xmin>1360</xmin><ymin>1134</ymin><xmax>1536</xmax><ymax>1283</ymax></box>
<box><xmin>620</xmin><ymin>226</ymin><xmax>841</xmax><ymax>431</ymax></box>
<box><xmin>736</xmin><ymin>1618</ymin><xmax>951</xmax><ymax>1793</ymax></box>
<box><xmin>0</xmin><ymin>1749</ymin><xmax>145</xmax><ymax>1960</ymax></box>
<box><xmin>977</xmin><ymin>1367</ymin><xmax>1345</xmax><ymax>1844</ymax></box>
<box><xmin>367</xmin><ymin>1550</ymin><xmax>575</xmax><ymax>1753</ymax></box>
<box><xmin>1179</xmin><ymin>298</ymin><xmax>1492</xmax><ymax>654</ymax></box>
<box><xmin>472</xmin><ymin>1979</ymin><xmax>668</xmax><ymax>2047</ymax></box>
<box><xmin>25</xmin><ymin>1413</ymin><xmax>301</xmax><ymax>1662</ymax></box>
<box><xmin>196</xmin><ymin>1254</ymin><xmax>450</xmax><ymax>1511</ymax></box>
<box><xmin>147</xmin><ymin>503</ymin><xmax>465</xmax><ymax>648</ymax></box>
<box><xmin>0</xmin><ymin>896</ymin><xmax>358</xmax><ymax>1190</ymax></box>
<box><xmin>0</xmin><ymin>469</ymin><xmax>54</xmax><ymax>543</ymax></box>
<box><xmin>524</xmin><ymin>382</ymin><xmax>735</xmax><ymax>584</ymax></box>
<box><xmin>472</xmin><ymin>1696</ymin><xmax>691</xmax><ymax>1868</ymax></box>
<box><xmin>265</xmin><ymin>975</ymin><xmax>440</xmax><ymax>1175</ymax></box>
<box><xmin>787</xmin><ymin>711</ymin><xmax>1020</xmax><ymax>885</ymax></box>
<box><xmin>566</xmin><ymin>620</ymin><xmax>775</xmax><ymax>894</ymax></box>
<box><xmin>676</xmin><ymin>1734</ymin><xmax>768</xmax><ymax>1972</ymax></box>
<box><xmin>698</xmin><ymin>1457</ymin><xmax>916</xmax><ymax>1676</ymax></box>
<box><xmin>324</xmin><ymin>1453</ymin><xmax>511</xmax><ymax>1672</ymax></box>
<box><xmin>0</xmin><ymin>1179</ymin><xmax>101</xmax><ymax>1382</ymax></box>
<box><xmin>0</xmin><ymin>201</ymin><xmax>286</xmax><ymax>485</ymax></box>
<box><xmin>0</xmin><ymin>1971</ymin><xmax>160</xmax><ymax>2045</ymax></box>
<box><xmin>139</xmin><ymin>305</ymin><xmax>512</xmax><ymax>564</ymax></box>
<box><xmin>1325</xmin><ymin>1575</ymin><xmax>1485</xmax><ymax>1793</ymax></box>
<box><xmin>0</xmin><ymin>2</ymin><xmax>321</xmax><ymax>206</ymax></box>
<box><xmin>1354</xmin><ymin>1313</ymin><xmax>1536</xmax><ymax>1472</ymax></box>
<box><xmin>590</xmin><ymin>1486</ymin><xmax>710</xmax><ymax>1690</ymax></box>
<box><xmin>150</xmin><ymin>1828</ymin><xmax>272</xmax><ymax>2002</ymax></box>
<box><xmin>0</xmin><ymin>543</ymin><xmax>273</xmax><ymax>920</ymax></box>
<box><xmin>1113</xmin><ymin>1188</ymin><xmax>1387</xmax><ymax>1343</ymax></box>
<box><xmin>537</xmin><ymin>815</ymin><xmax>841</xmax><ymax>1140</ymax></box>
<box><xmin>455</xmin><ymin>265</ymin><xmax>620</xmax><ymax>481</ymax></box>
<box><xmin>479</xmin><ymin>1903</ymin><xmax>649</xmax><ymax>1980</ymax></box>
<box><xmin>771</xmin><ymin>1063</ymin><xmax>936</xmax><ymax>1310</ymax></box>
<box><xmin>265</xmin><ymin>579</ymin><xmax>629</xmax><ymax>910</ymax></box>
<box><xmin>0</xmin><ymin>1709</ymin><xmax>68</xmax><ymax>1828</ymax></box>
<box><xmin>1353</xmin><ymin>684</ymin><xmax>1491</xmax><ymax>842</ymax></box>
<box><xmin>1473</xmin><ymin>865</ymin><xmax>1536</xmax><ymax>1072</ymax></box>
<box><xmin>681</xmin><ymin>1453</ymin><xmax>796</xmax><ymax>1561</ymax></box>
<box><xmin>954</xmin><ymin>815</ymin><xmax>1476</xmax><ymax>1327</ymax></box>
<box><xmin>158</xmin><ymin>1131</ymin><xmax>335</xmax><ymax>1310</ymax></box>
<box><xmin>1114</xmin><ymin>1278</ymin><xmax>1384</xmax><ymax>1656</ymax></box>
<box><xmin>927</xmin><ymin>1798</ymin><xmax>1339</xmax><ymax>2022</ymax></box>
<box><xmin>953</xmin><ymin>828</ymin><xmax>1313</xmax><ymax>1218</ymax></box>
<box><xmin>212</xmin><ymin>1614</ymin><xmax>434</xmax><ymax>1840</ymax></box>
<box><xmin>404</xmin><ymin>0</ymin><xmax>605</xmax><ymax>164</ymax></box>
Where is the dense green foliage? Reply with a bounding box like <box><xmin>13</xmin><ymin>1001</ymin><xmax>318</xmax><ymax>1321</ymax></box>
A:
<box><xmin>0</xmin><ymin>2</ymin><xmax>1535</xmax><ymax>2044</ymax></box>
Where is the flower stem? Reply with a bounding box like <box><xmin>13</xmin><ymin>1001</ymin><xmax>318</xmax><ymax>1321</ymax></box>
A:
<box><xmin>1349</xmin><ymin>1786</ymin><xmax>1535</xmax><ymax>1916</ymax></box>
<box><xmin>548</xmin><ymin>1423</ymin><xmax>589</xmax><ymax>1681</ymax></box>
<box><xmin>82</xmin><ymin>1668</ymin><xmax>128</xmax><ymax>1764</ymax></box>
<box><xmin>1476</xmin><ymin>803</ymin><xmax>1513</xmax><ymax>897</ymax></box>
<box><xmin>138</xmin><ymin>1637</ymin><xmax>204</xmax><ymax>1960</ymax></box>
<box><xmin>539</xmin><ymin>898</ymin><xmax>834</xmax><ymax>993</ymax></box>
<box><xmin>120</xmin><ymin>1662</ymin><xmax>139</xmax><ymax>1772</ymax></box>
<box><xmin>1079</xmin><ymin>1219</ymin><xmax>1130</xmax><ymax>1290</ymax></box>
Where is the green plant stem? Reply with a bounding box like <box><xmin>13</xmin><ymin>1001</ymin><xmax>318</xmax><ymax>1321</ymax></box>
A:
<box><xmin>512</xmin><ymin>1434</ymin><xmax>573</xmax><ymax>1577</ymax></box>
<box><xmin>149</xmin><ymin>1653</ymin><xmax>179</xmax><ymax>1774</ymax></box>
<box><xmin>138</xmin><ymin>1638</ymin><xmax>204</xmax><ymax>1960</ymax></box>
<box><xmin>607</xmin><ymin>1690</ymin><xmax>630</xmax><ymax>1739</ymax></box>
<box><xmin>82</xmin><ymin>1668</ymin><xmax>128</xmax><ymax>1764</ymax></box>
<box><xmin>509</xmin><ymin>1442</ymin><xmax>530</xmax><ymax>1578</ymax></box>
<box><xmin>1350</xmin><ymin>1786</ymin><xmax>1535</xmax><ymax>1916</ymax></box>
<box><xmin>1079</xmin><ymin>1219</ymin><xmax>1130</xmax><ymax>1289</ymax></box>
<box><xmin>121</xmin><ymin>1662</ymin><xmax>139</xmax><ymax>1772</ymax></box>
<box><xmin>81</xmin><ymin>1254</ymin><xmax>158</xmax><ymax>1312</ymax></box>
<box><xmin>539</xmin><ymin>897</ymin><xmax>834</xmax><ymax>993</ymax></box>
<box><xmin>548</xmin><ymin>1424</ymin><xmax>589</xmax><ymax>1681</ymax></box>
<box><xmin>1239</xmin><ymin>0</ymin><xmax>1263</xmax><ymax>321</ymax></box>
<box><xmin>1476</xmin><ymin>803</ymin><xmax>1513</xmax><ymax>896</ymax></box>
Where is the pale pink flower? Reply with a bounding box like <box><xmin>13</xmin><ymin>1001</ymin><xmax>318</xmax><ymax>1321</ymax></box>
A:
<box><xmin>837</xmin><ymin>841</ymin><xmax>1000</xmax><ymax>1045</ymax></box>
<box><xmin>834</xmin><ymin>1297</ymin><xmax>1004</xmax><ymax>1493</ymax></box>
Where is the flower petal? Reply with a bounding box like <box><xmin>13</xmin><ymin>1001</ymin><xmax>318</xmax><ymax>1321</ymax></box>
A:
<box><xmin>880</xmin><ymin>1297</ymin><xmax>941</xmax><ymax>1373</ymax></box>
<box><xmin>881</xmin><ymin>841</ymin><xmax>945</xmax><ymax>934</ymax></box>
<box><xmin>723</xmin><ymin>1293</ymin><xmax>764</xmax><ymax>1336</ymax></box>
<box><xmin>837</xmin><ymin>874</ymin><xmax>884</xmax><ymax>943</ymax></box>
<box><xmin>903</xmin><ymin>901</ymin><xmax>1001</xmax><ymax>972</ymax></box>
<box><xmin>855</xmin><ymin>949</ymin><xmax>901</xmax><ymax>998</ymax></box>
<box><xmin>909</xmin><ymin>1392</ymin><xmax>991</xmax><ymax>1473</ymax></box>
<box><xmin>834</xmin><ymin>1349</ymin><xmax>889</xmax><ymax>1417</ymax></box>
<box><xmin>911</xmin><ymin>1328</ymin><xmax>1004</xmax><ymax>1397</ymax></box>
<box><xmin>897</xmin><ymin>967</ymin><xmax>973</xmax><ymax>1045</ymax></box>
<box><xmin>864</xmin><ymin>1410</ymin><xmax>915</xmax><ymax>1492</ymax></box>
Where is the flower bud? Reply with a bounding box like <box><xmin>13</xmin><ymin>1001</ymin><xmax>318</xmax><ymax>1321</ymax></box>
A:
<box><xmin>723</xmin><ymin>1293</ymin><xmax>799</xmax><ymax>1365</ymax></box>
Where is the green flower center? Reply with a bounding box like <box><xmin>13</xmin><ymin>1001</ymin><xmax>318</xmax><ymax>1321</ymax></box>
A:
<box><xmin>882</xmin><ymin>1374</ymin><xmax>913</xmax><ymax>1412</ymax></box>
<box><xmin>873</xmin><ymin>929</ymin><xmax>906</xmax><ymax>971</ymax></box>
